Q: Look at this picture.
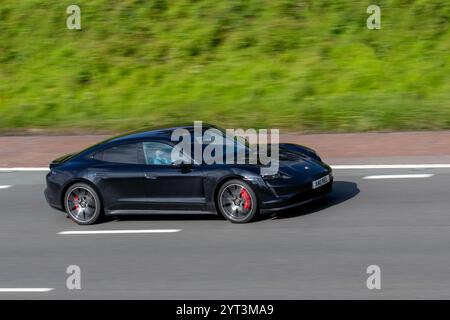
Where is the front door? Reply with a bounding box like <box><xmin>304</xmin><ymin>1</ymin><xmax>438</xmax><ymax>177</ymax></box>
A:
<box><xmin>142</xmin><ymin>141</ymin><xmax>206</xmax><ymax>211</ymax></box>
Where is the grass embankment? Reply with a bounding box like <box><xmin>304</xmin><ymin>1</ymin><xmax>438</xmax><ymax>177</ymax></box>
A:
<box><xmin>0</xmin><ymin>0</ymin><xmax>449</xmax><ymax>133</ymax></box>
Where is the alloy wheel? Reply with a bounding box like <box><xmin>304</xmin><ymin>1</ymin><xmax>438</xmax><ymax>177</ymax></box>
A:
<box><xmin>219</xmin><ymin>183</ymin><xmax>254</xmax><ymax>222</ymax></box>
<box><xmin>66</xmin><ymin>186</ymin><xmax>97</xmax><ymax>223</ymax></box>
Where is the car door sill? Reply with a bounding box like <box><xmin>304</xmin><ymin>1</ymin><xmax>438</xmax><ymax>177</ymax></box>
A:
<box><xmin>106</xmin><ymin>209</ymin><xmax>216</xmax><ymax>215</ymax></box>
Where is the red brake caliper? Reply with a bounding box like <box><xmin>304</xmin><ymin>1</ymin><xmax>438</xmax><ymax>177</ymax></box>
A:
<box><xmin>73</xmin><ymin>194</ymin><xmax>79</xmax><ymax>210</ymax></box>
<box><xmin>240</xmin><ymin>188</ymin><xmax>251</xmax><ymax>210</ymax></box>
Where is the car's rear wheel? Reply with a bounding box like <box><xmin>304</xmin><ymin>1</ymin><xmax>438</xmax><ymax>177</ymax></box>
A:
<box><xmin>64</xmin><ymin>183</ymin><xmax>102</xmax><ymax>225</ymax></box>
<box><xmin>217</xmin><ymin>179</ymin><xmax>258</xmax><ymax>223</ymax></box>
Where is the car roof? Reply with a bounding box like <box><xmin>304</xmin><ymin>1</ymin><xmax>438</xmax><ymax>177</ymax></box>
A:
<box><xmin>69</xmin><ymin>123</ymin><xmax>221</xmax><ymax>160</ymax></box>
<box><xmin>100</xmin><ymin>123</ymin><xmax>218</xmax><ymax>145</ymax></box>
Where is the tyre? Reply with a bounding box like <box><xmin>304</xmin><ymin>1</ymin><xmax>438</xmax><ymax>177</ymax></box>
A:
<box><xmin>64</xmin><ymin>183</ymin><xmax>102</xmax><ymax>225</ymax></box>
<box><xmin>217</xmin><ymin>179</ymin><xmax>258</xmax><ymax>223</ymax></box>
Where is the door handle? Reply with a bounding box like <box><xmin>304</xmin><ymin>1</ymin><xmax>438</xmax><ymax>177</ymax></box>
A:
<box><xmin>144</xmin><ymin>174</ymin><xmax>157</xmax><ymax>180</ymax></box>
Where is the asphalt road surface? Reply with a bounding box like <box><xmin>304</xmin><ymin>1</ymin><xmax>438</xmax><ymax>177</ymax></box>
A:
<box><xmin>0</xmin><ymin>165</ymin><xmax>449</xmax><ymax>299</ymax></box>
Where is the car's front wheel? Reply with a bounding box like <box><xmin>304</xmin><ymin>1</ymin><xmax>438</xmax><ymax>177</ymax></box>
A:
<box><xmin>217</xmin><ymin>179</ymin><xmax>258</xmax><ymax>223</ymax></box>
<box><xmin>64</xmin><ymin>183</ymin><xmax>102</xmax><ymax>225</ymax></box>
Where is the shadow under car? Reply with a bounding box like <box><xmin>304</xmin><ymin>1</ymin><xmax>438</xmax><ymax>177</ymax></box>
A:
<box><xmin>106</xmin><ymin>180</ymin><xmax>359</xmax><ymax>223</ymax></box>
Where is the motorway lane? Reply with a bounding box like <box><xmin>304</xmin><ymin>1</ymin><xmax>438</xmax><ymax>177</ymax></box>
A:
<box><xmin>0</xmin><ymin>169</ymin><xmax>449</xmax><ymax>299</ymax></box>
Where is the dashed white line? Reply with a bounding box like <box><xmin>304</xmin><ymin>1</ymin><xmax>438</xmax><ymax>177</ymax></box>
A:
<box><xmin>0</xmin><ymin>185</ymin><xmax>12</xmax><ymax>189</ymax></box>
<box><xmin>332</xmin><ymin>164</ymin><xmax>450</xmax><ymax>169</ymax></box>
<box><xmin>363</xmin><ymin>174</ymin><xmax>434</xmax><ymax>180</ymax></box>
<box><xmin>0</xmin><ymin>288</ymin><xmax>53</xmax><ymax>293</ymax></box>
<box><xmin>2</xmin><ymin>164</ymin><xmax>450</xmax><ymax>171</ymax></box>
<box><xmin>58</xmin><ymin>229</ymin><xmax>181</xmax><ymax>235</ymax></box>
<box><xmin>0</xmin><ymin>167</ymin><xmax>49</xmax><ymax>172</ymax></box>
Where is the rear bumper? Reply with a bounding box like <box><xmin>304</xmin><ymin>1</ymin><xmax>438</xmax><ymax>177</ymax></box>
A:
<box><xmin>260</xmin><ymin>179</ymin><xmax>333</xmax><ymax>214</ymax></box>
<box><xmin>44</xmin><ymin>186</ymin><xmax>63</xmax><ymax>211</ymax></box>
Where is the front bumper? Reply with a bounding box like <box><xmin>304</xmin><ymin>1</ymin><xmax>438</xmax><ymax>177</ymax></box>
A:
<box><xmin>260</xmin><ymin>177</ymin><xmax>333</xmax><ymax>214</ymax></box>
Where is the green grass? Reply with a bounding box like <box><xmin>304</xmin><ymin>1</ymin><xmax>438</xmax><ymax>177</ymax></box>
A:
<box><xmin>0</xmin><ymin>0</ymin><xmax>449</xmax><ymax>133</ymax></box>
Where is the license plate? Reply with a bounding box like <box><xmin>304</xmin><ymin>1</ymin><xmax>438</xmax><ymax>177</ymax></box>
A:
<box><xmin>312</xmin><ymin>174</ymin><xmax>330</xmax><ymax>189</ymax></box>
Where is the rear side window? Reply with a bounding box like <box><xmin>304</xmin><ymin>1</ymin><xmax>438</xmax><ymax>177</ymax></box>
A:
<box><xmin>94</xmin><ymin>143</ymin><xmax>143</xmax><ymax>164</ymax></box>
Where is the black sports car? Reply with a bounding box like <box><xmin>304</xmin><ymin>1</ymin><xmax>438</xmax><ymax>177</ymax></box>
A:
<box><xmin>45</xmin><ymin>124</ymin><xmax>333</xmax><ymax>224</ymax></box>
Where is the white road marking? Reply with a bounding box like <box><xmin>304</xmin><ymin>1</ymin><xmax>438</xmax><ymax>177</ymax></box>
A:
<box><xmin>363</xmin><ymin>174</ymin><xmax>434</xmax><ymax>180</ymax></box>
<box><xmin>0</xmin><ymin>288</ymin><xmax>53</xmax><ymax>293</ymax></box>
<box><xmin>58</xmin><ymin>229</ymin><xmax>181</xmax><ymax>235</ymax></box>
<box><xmin>332</xmin><ymin>164</ymin><xmax>450</xmax><ymax>169</ymax></box>
<box><xmin>2</xmin><ymin>164</ymin><xmax>450</xmax><ymax>171</ymax></box>
<box><xmin>0</xmin><ymin>185</ymin><xmax>12</xmax><ymax>189</ymax></box>
<box><xmin>0</xmin><ymin>167</ymin><xmax>49</xmax><ymax>172</ymax></box>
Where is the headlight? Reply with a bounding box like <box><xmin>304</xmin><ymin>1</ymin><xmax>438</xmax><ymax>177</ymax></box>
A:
<box><xmin>261</xmin><ymin>172</ymin><xmax>291</xmax><ymax>180</ymax></box>
<box><xmin>261</xmin><ymin>172</ymin><xmax>281</xmax><ymax>180</ymax></box>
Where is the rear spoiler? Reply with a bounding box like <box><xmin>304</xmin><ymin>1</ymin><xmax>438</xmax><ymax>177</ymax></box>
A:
<box><xmin>49</xmin><ymin>153</ymin><xmax>76</xmax><ymax>169</ymax></box>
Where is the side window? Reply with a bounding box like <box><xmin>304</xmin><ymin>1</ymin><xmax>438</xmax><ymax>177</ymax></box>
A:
<box><xmin>202</xmin><ymin>129</ymin><xmax>225</xmax><ymax>146</ymax></box>
<box><xmin>143</xmin><ymin>142</ymin><xmax>176</xmax><ymax>165</ymax></box>
<box><xmin>96</xmin><ymin>143</ymin><xmax>143</xmax><ymax>164</ymax></box>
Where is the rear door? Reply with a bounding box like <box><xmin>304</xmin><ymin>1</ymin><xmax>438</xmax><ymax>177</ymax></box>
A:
<box><xmin>92</xmin><ymin>142</ymin><xmax>148</xmax><ymax>212</ymax></box>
